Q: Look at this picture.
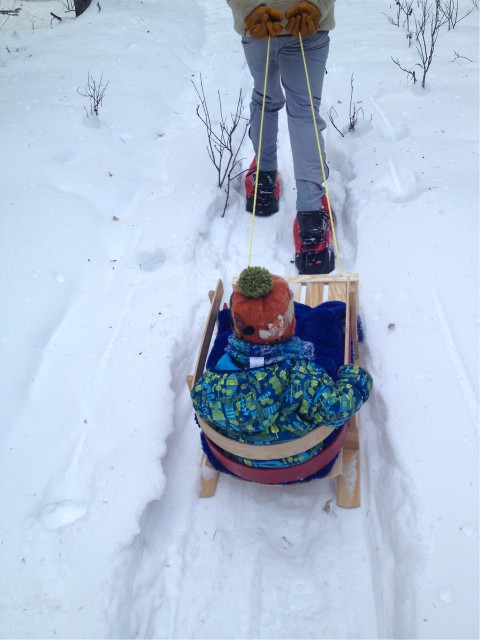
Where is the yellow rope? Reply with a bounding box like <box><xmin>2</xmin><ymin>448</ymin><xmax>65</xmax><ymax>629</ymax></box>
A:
<box><xmin>298</xmin><ymin>33</ymin><xmax>343</xmax><ymax>276</ymax></box>
<box><xmin>247</xmin><ymin>37</ymin><xmax>271</xmax><ymax>267</ymax></box>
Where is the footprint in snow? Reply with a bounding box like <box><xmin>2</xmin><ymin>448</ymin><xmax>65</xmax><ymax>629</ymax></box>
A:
<box><xmin>373</xmin><ymin>158</ymin><xmax>424</xmax><ymax>203</ymax></box>
<box><xmin>37</xmin><ymin>500</ymin><xmax>88</xmax><ymax>530</ymax></box>
<box><xmin>138</xmin><ymin>249</ymin><xmax>166</xmax><ymax>272</ymax></box>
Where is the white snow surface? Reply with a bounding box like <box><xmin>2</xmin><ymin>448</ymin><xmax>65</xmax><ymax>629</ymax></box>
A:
<box><xmin>0</xmin><ymin>1</ymin><xmax>478</xmax><ymax>638</ymax></box>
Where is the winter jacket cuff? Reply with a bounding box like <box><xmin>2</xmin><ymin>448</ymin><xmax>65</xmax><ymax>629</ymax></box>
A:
<box><xmin>338</xmin><ymin>364</ymin><xmax>373</xmax><ymax>402</ymax></box>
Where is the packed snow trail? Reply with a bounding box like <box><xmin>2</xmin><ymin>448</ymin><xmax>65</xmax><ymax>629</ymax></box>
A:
<box><xmin>104</xmin><ymin>2</ymin><xmax>379</xmax><ymax>639</ymax></box>
<box><xmin>0</xmin><ymin>1</ymin><xmax>477</xmax><ymax>639</ymax></box>
<box><xmin>109</xmin><ymin>2</ymin><xmax>478</xmax><ymax>638</ymax></box>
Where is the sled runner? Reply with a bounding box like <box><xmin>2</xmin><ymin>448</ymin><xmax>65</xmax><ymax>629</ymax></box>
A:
<box><xmin>186</xmin><ymin>274</ymin><xmax>362</xmax><ymax>508</ymax></box>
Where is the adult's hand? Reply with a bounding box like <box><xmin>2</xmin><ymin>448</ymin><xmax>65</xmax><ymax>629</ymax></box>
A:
<box><xmin>285</xmin><ymin>2</ymin><xmax>321</xmax><ymax>36</ymax></box>
<box><xmin>244</xmin><ymin>5</ymin><xmax>283</xmax><ymax>38</ymax></box>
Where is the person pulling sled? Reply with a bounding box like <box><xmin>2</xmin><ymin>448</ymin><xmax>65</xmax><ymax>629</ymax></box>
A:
<box><xmin>226</xmin><ymin>0</ymin><xmax>336</xmax><ymax>272</ymax></box>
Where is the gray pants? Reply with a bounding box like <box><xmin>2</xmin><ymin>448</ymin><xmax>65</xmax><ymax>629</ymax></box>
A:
<box><xmin>242</xmin><ymin>32</ymin><xmax>330</xmax><ymax>212</ymax></box>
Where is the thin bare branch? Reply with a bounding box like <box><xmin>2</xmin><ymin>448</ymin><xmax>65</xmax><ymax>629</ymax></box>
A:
<box><xmin>192</xmin><ymin>75</ymin><xmax>249</xmax><ymax>216</ymax></box>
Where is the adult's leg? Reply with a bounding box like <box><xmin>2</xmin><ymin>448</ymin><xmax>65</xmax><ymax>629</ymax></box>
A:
<box><xmin>242</xmin><ymin>37</ymin><xmax>285</xmax><ymax>171</ymax></box>
<box><xmin>278</xmin><ymin>32</ymin><xmax>330</xmax><ymax>211</ymax></box>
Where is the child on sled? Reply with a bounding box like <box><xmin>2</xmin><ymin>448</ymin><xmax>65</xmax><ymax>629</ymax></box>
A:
<box><xmin>190</xmin><ymin>267</ymin><xmax>372</xmax><ymax>472</ymax></box>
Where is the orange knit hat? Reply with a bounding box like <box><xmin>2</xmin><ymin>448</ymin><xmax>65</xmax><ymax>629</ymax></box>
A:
<box><xmin>230</xmin><ymin>267</ymin><xmax>296</xmax><ymax>344</ymax></box>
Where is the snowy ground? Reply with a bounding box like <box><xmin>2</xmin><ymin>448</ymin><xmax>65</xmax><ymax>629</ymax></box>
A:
<box><xmin>0</xmin><ymin>1</ymin><xmax>478</xmax><ymax>638</ymax></box>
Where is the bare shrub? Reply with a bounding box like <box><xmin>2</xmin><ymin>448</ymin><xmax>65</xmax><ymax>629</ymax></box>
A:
<box><xmin>391</xmin><ymin>0</ymin><xmax>448</xmax><ymax>88</ymax></box>
<box><xmin>391</xmin><ymin>57</ymin><xmax>417</xmax><ymax>84</ymax></box>
<box><xmin>193</xmin><ymin>75</ymin><xmax>249</xmax><ymax>217</ymax></box>
<box><xmin>328</xmin><ymin>74</ymin><xmax>370</xmax><ymax>136</ymax></box>
<box><xmin>414</xmin><ymin>0</ymin><xmax>447</xmax><ymax>88</ymax></box>
<box><xmin>440</xmin><ymin>0</ymin><xmax>475</xmax><ymax>29</ymax></box>
<box><xmin>77</xmin><ymin>72</ymin><xmax>109</xmax><ymax>116</ymax></box>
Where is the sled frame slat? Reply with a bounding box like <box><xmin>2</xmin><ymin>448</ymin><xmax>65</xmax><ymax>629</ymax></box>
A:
<box><xmin>199</xmin><ymin>454</ymin><xmax>220</xmax><ymax>498</ymax></box>
<box><xmin>327</xmin><ymin>277</ymin><xmax>361</xmax><ymax>508</ymax></box>
<box><xmin>191</xmin><ymin>281</ymin><xmax>224</xmax><ymax>386</ymax></box>
<box><xmin>186</xmin><ymin>281</ymin><xmax>223</xmax><ymax>497</ymax></box>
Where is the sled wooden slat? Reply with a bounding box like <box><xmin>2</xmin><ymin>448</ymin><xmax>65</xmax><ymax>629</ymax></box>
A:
<box><xmin>188</xmin><ymin>273</ymin><xmax>364</xmax><ymax>506</ymax></box>
<box><xmin>191</xmin><ymin>281</ymin><xmax>224</xmax><ymax>386</ymax></box>
<box><xmin>198</xmin><ymin>415</ymin><xmax>334</xmax><ymax>460</ymax></box>
<box><xmin>187</xmin><ymin>375</ymin><xmax>220</xmax><ymax>498</ymax></box>
<box><xmin>351</xmin><ymin>286</ymin><xmax>360</xmax><ymax>365</ymax></box>
<box><xmin>199</xmin><ymin>454</ymin><xmax>220</xmax><ymax>498</ymax></box>
<box><xmin>336</xmin><ymin>415</ymin><xmax>360</xmax><ymax>507</ymax></box>
<box><xmin>305</xmin><ymin>281</ymin><xmax>324</xmax><ymax>307</ymax></box>
<box><xmin>186</xmin><ymin>281</ymin><xmax>223</xmax><ymax>498</ymax></box>
<box><xmin>326</xmin><ymin>276</ymin><xmax>361</xmax><ymax>508</ymax></box>
<box><xmin>288</xmin><ymin>274</ymin><xmax>360</xmax><ymax>284</ymax></box>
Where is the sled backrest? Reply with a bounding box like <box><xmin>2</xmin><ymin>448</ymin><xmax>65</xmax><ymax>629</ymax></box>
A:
<box><xmin>285</xmin><ymin>274</ymin><xmax>360</xmax><ymax>366</ymax></box>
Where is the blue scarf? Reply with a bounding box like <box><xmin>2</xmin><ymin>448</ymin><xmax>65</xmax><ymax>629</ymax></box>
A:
<box><xmin>226</xmin><ymin>335</ymin><xmax>314</xmax><ymax>368</ymax></box>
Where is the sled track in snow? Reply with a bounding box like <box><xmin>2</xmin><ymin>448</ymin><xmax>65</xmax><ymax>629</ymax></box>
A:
<box><xmin>106</xmin><ymin>116</ymin><xmax>384</xmax><ymax>639</ymax></box>
<box><xmin>105</xmin><ymin>2</ymin><xmax>424</xmax><ymax>636</ymax></box>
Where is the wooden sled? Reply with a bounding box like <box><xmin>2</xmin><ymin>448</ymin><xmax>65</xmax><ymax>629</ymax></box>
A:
<box><xmin>186</xmin><ymin>274</ymin><xmax>362</xmax><ymax>508</ymax></box>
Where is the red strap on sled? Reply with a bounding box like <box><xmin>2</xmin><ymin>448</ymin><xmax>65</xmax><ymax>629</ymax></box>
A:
<box><xmin>204</xmin><ymin>422</ymin><xmax>348</xmax><ymax>485</ymax></box>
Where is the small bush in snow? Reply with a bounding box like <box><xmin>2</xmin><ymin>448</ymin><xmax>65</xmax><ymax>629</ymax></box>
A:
<box><xmin>77</xmin><ymin>72</ymin><xmax>109</xmax><ymax>117</ymax></box>
<box><xmin>383</xmin><ymin>0</ymin><xmax>414</xmax><ymax>44</ymax></box>
<box><xmin>328</xmin><ymin>74</ymin><xmax>370</xmax><ymax>137</ymax></box>
<box><xmin>390</xmin><ymin>0</ymin><xmax>448</xmax><ymax>88</ymax></box>
<box><xmin>193</xmin><ymin>74</ymin><xmax>249</xmax><ymax>217</ymax></box>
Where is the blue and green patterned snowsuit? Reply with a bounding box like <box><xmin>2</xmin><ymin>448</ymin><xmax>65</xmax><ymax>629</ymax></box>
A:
<box><xmin>191</xmin><ymin>306</ymin><xmax>372</xmax><ymax>469</ymax></box>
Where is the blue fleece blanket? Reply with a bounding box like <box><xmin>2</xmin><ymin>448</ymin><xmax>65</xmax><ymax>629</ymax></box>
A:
<box><xmin>206</xmin><ymin>300</ymin><xmax>350</xmax><ymax>379</ymax></box>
